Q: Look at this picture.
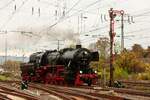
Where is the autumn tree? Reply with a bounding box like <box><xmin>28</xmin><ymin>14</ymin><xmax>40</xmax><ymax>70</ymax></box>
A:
<box><xmin>89</xmin><ymin>37</ymin><xmax>110</xmax><ymax>85</ymax></box>
<box><xmin>88</xmin><ymin>43</ymin><xmax>97</xmax><ymax>51</ymax></box>
<box><xmin>131</xmin><ymin>44</ymin><xmax>144</xmax><ymax>57</ymax></box>
<box><xmin>147</xmin><ymin>46</ymin><xmax>150</xmax><ymax>52</ymax></box>
<box><xmin>115</xmin><ymin>51</ymin><xmax>146</xmax><ymax>74</ymax></box>
<box><xmin>144</xmin><ymin>46</ymin><xmax>150</xmax><ymax>58</ymax></box>
<box><xmin>3</xmin><ymin>60</ymin><xmax>21</xmax><ymax>77</ymax></box>
<box><xmin>96</xmin><ymin>37</ymin><xmax>110</xmax><ymax>59</ymax></box>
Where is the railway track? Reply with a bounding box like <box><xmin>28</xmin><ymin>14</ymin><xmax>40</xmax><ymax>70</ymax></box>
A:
<box><xmin>1</xmin><ymin>81</ymin><xmax>127</xmax><ymax>100</ymax></box>
<box><xmin>118</xmin><ymin>80</ymin><xmax>150</xmax><ymax>92</ymax></box>
<box><xmin>43</xmin><ymin>84</ymin><xmax>129</xmax><ymax>100</ymax></box>
<box><xmin>0</xmin><ymin>84</ymin><xmax>39</xmax><ymax>100</ymax></box>
<box><xmin>119</xmin><ymin>80</ymin><xmax>150</xmax><ymax>87</ymax></box>
<box><xmin>29</xmin><ymin>83</ymin><xmax>102</xmax><ymax>100</ymax></box>
<box><xmin>0</xmin><ymin>81</ymin><xmax>71</xmax><ymax>100</ymax></box>
<box><xmin>62</xmin><ymin>85</ymin><xmax>150</xmax><ymax>99</ymax></box>
<box><xmin>6</xmin><ymin>81</ymin><xmax>127</xmax><ymax>100</ymax></box>
<box><xmin>1</xmin><ymin>81</ymin><xmax>82</xmax><ymax>100</ymax></box>
<box><xmin>28</xmin><ymin>83</ymin><xmax>76</xmax><ymax>100</ymax></box>
<box><xmin>0</xmin><ymin>93</ymin><xmax>12</xmax><ymax>100</ymax></box>
<box><xmin>0</xmin><ymin>80</ymin><xmax>150</xmax><ymax>100</ymax></box>
<box><xmin>72</xmin><ymin>81</ymin><xmax>150</xmax><ymax>97</ymax></box>
<box><xmin>107</xmin><ymin>87</ymin><xmax>150</xmax><ymax>97</ymax></box>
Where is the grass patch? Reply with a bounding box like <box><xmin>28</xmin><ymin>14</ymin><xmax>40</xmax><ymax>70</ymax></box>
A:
<box><xmin>0</xmin><ymin>75</ymin><xmax>11</xmax><ymax>81</ymax></box>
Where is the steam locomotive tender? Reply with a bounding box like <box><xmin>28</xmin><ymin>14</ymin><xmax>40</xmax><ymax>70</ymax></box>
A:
<box><xmin>20</xmin><ymin>45</ymin><xmax>99</xmax><ymax>86</ymax></box>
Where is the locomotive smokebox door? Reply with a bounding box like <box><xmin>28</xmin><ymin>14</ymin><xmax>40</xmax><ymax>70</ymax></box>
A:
<box><xmin>91</xmin><ymin>52</ymin><xmax>99</xmax><ymax>61</ymax></box>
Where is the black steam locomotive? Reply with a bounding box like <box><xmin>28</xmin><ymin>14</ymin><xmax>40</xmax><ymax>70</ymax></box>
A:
<box><xmin>20</xmin><ymin>45</ymin><xmax>99</xmax><ymax>86</ymax></box>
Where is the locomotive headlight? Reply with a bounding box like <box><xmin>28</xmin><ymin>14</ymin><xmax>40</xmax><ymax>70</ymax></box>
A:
<box><xmin>80</xmin><ymin>71</ymin><xmax>83</xmax><ymax>74</ymax></box>
<box><xmin>94</xmin><ymin>71</ymin><xmax>97</xmax><ymax>73</ymax></box>
<box><xmin>84</xmin><ymin>51</ymin><xmax>88</xmax><ymax>54</ymax></box>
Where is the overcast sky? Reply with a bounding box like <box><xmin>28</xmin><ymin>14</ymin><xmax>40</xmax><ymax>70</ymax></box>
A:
<box><xmin>0</xmin><ymin>0</ymin><xmax>150</xmax><ymax>56</ymax></box>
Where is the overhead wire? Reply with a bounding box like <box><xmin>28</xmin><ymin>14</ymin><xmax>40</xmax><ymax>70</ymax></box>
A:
<box><xmin>38</xmin><ymin>0</ymin><xmax>82</xmax><ymax>34</ymax></box>
<box><xmin>39</xmin><ymin>0</ymin><xmax>104</xmax><ymax>34</ymax></box>
<box><xmin>39</xmin><ymin>0</ymin><xmax>98</xmax><ymax>15</ymax></box>
<box><xmin>82</xmin><ymin>7</ymin><xmax>150</xmax><ymax>45</ymax></box>
<box><xmin>80</xmin><ymin>24</ymin><xmax>109</xmax><ymax>35</ymax></box>
<box><xmin>133</xmin><ymin>10</ymin><xmax>150</xmax><ymax>18</ymax></box>
<box><xmin>92</xmin><ymin>8</ymin><xmax>100</xmax><ymax>28</ymax></box>
<box><xmin>65</xmin><ymin>0</ymin><xmax>82</xmax><ymax>15</ymax></box>
<box><xmin>0</xmin><ymin>0</ymin><xmax>29</xmax><ymax>29</ymax></box>
<box><xmin>1</xmin><ymin>0</ymin><xmax>150</xmax><ymax>48</ymax></box>
<box><xmin>126</xmin><ymin>27</ymin><xmax>150</xmax><ymax>34</ymax></box>
<box><xmin>62</xmin><ymin>0</ymin><xmax>105</xmax><ymax>19</ymax></box>
<box><xmin>0</xmin><ymin>0</ymin><xmax>15</xmax><ymax>11</ymax></box>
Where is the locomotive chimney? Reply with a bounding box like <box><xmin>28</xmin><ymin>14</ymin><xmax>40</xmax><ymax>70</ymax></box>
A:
<box><xmin>76</xmin><ymin>38</ymin><xmax>81</xmax><ymax>48</ymax></box>
<box><xmin>76</xmin><ymin>44</ymin><xmax>82</xmax><ymax>48</ymax></box>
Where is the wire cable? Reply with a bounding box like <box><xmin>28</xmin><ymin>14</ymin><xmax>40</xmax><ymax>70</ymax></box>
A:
<box><xmin>0</xmin><ymin>0</ymin><xmax>29</xmax><ymax>29</ymax></box>
<box><xmin>0</xmin><ymin>0</ymin><xmax>14</xmax><ymax>11</ymax></box>
<box><xmin>39</xmin><ymin>0</ymin><xmax>104</xmax><ymax>34</ymax></box>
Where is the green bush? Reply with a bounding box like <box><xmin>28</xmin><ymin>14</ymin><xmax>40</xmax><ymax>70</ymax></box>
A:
<box><xmin>1</xmin><ymin>72</ymin><xmax>13</xmax><ymax>77</ymax></box>
<box><xmin>0</xmin><ymin>75</ymin><xmax>11</xmax><ymax>81</ymax></box>
<box><xmin>114</xmin><ymin>67</ymin><xmax>129</xmax><ymax>79</ymax></box>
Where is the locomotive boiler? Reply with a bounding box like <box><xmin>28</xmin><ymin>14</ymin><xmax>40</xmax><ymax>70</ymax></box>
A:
<box><xmin>20</xmin><ymin>45</ymin><xmax>99</xmax><ymax>86</ymax></box>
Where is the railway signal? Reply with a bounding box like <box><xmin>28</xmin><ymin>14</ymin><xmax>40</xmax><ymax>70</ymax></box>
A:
<box><xmin>108</xmin><ymin>8</ymin><xmax>125</xmax><ymax>87</ymax></box>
